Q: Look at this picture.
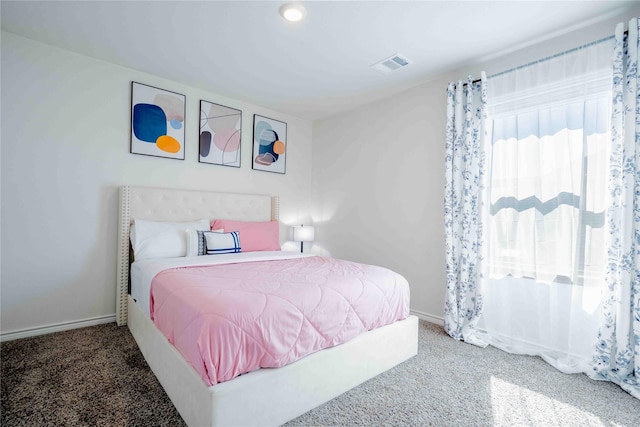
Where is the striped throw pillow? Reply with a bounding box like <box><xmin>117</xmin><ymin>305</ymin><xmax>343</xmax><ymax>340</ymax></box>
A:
<box><xmin>204</xmin><ymin>231</ymin><xmax>241</xmax><ymax>255</ymax></box>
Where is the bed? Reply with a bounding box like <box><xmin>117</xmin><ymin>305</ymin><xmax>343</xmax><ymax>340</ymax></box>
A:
<box><xmin>116</xmin><ymin>185</ymin><xmax>419</xmax><ymax>427</ymax></box>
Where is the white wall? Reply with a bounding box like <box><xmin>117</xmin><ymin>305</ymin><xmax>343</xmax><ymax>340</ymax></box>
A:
<box><xmin>0</xmin><ymin>33</ymin><xmax>313</xmax><ymax>336</ymax></box>
<box><xmin>311</xmin><ymin>74</ymin><xmax>453</xmax><ymax>321</ymax></box>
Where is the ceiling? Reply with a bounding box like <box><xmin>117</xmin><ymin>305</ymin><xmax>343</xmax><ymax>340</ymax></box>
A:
<box><xmin>2</xmin><ymin>1</ymin><xmax>639</xmax><ymax>121</ymax></box>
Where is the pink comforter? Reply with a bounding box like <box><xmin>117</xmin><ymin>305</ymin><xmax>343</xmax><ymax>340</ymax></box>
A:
<box><xmin>150</xmin><ymin>256</ymin><xmax>410</xmax><ymax>386</ymax></box>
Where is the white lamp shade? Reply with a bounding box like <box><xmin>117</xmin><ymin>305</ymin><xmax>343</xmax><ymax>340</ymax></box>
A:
<box><xmin>292</xmin><ymin>225</ymin><xmax>315</xmax><ymax>242</ymax></box>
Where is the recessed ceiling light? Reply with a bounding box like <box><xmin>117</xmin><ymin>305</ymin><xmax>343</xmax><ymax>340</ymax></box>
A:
<box><xmin>279</xmin><ymin>2</ymin><xmax>307</xmax><ymax>22</ymax></box>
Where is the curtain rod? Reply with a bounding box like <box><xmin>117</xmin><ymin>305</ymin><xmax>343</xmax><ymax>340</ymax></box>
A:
<box><xmin>466</xmin><ymin>31</ymin><xmax>624</xmax><ymax>85</ymax></box>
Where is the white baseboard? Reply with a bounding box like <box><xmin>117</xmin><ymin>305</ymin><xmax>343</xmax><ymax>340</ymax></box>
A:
<box><xmin>410</xmin><ymin>309</ymin><xmax>444</xmax><ymax>326</ymax></box>
<box><xmin>0</xmin><ymin>314</ymin><xmax>116</xmax><ymax>342</ymax></box>
<box><xmin>1</xmin><ymin>311</ymin><xmax>440</xmax><ymax>342</ymax></box>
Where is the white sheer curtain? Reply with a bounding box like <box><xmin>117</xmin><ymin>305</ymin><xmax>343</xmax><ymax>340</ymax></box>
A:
<box><xmin>477</xmin><ymin>39</ymin><xmax>615</xmax><ymax>373</ymax></box>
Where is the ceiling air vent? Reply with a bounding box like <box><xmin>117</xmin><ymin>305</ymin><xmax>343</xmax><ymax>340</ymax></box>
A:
<box><xmin>371</xmin><ymin>53</ymin><xmax>411</xmax><ymax>73</ymax></box>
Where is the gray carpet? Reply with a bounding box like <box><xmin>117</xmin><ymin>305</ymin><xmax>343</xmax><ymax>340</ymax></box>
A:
<box><xmin>2</xmin><ymin>320</ymin><xmax>639</xmax><ymax>426</ymax></box>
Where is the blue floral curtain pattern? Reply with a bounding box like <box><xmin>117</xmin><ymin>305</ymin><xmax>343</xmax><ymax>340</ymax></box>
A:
<box><xmin>444</xmin><ymin>73</ymin><xmax>488</xmax><ymax>347</ymax></box>
<box><xmin>592</xmin><ymin>18</ymin><xmax>640</xmax><ymax>399</ymax></box>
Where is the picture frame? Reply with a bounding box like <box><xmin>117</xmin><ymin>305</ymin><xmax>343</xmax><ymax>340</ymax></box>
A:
<box><xmin>252</xmin><ymin>114</ymin><xmax>287</xmax><ymax>174</ymax></box>
<box><xmin>199</xmin><ymin>100</ymin><xmax>242</xmax><ymax>167</ymax></box>
<box><xmin>130</xmin><ymin>81</ymin><xmax>186</xmax><ymax>160</ymax></box>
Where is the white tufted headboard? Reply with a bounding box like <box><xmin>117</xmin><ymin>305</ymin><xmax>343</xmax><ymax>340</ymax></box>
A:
<box><xmin>116</xmin><ymin>185</ymin><xmax>280</xmax><ymax>326</ymax></box>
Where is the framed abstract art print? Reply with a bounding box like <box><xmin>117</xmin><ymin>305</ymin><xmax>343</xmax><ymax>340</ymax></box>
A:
<box><xmin>199</xmin><ymin>100</ymin><xmax>242</xmax><ymax>167</ymax></box>
<box><xmin>130</xmin><ymin>82</ymin><xmax>186</xmax><ymax>160</ymax></box>
<box><xmin>252</xmin><ymin>114</ymin><xmax>286</xmax><ymax>174</ymax></box>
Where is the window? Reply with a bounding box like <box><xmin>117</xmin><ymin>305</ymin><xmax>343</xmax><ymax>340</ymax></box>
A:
<box><xmin>485</xmin><ymin>43</ymin><xmax>613</xmax><ymax>288</ymax></box>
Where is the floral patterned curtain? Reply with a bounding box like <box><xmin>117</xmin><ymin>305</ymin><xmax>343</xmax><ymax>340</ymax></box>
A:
<box><xmin>443</xmin><ymin>73</ymin><xmax>488</xmax><ymax>347</ymax></box>
<box><xmin>591</xmin><ymin>17</ymin><xmax>640</xmax><ymax>399</ymax></box>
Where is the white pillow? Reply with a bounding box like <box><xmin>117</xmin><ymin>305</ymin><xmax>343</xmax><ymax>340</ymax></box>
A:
<box><xmin>131</xmin><ymin>218</ymin><xmax>210</xmax><ymax>260</ymax></box>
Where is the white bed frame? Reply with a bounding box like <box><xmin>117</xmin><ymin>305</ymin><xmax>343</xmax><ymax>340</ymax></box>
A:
<box><xmin>116</xmin><ymin>185</ymin><xmax>419</xmax><ymax>427</ymax></box>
